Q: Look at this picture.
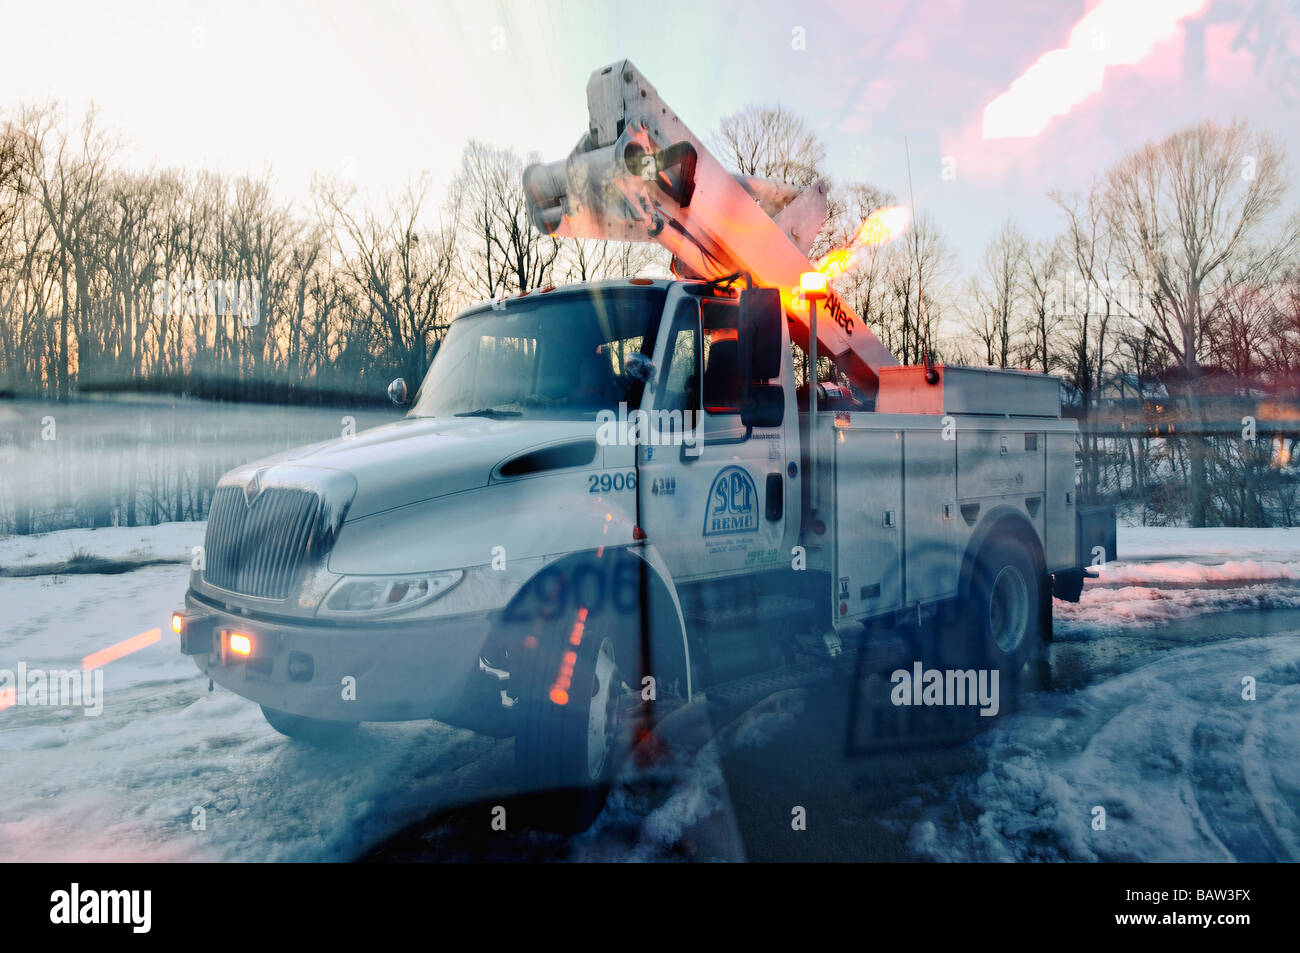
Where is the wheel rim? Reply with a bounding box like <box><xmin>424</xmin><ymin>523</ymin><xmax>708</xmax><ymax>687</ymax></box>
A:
<box><xmin>988</xmin><ymin>564</ymin><xmax>1030</xmax><ymax>655</ymax></box>
<box><xmin>585</xmin><ymin>638</ymin><xmax>620</xmax><ymax>781</ymax></box>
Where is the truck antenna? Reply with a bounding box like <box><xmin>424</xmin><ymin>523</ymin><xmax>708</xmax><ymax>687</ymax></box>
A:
<box><xmin>905</xmin><ymin>137</ymin><xmax>939</xmax><ymax>385</ymax></box>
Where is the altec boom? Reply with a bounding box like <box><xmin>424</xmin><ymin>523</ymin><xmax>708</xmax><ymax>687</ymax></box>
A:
<box><xmin>523</xmin><ymin>59</ymin><xmax>898</xmax><ymax>394</ymax></box>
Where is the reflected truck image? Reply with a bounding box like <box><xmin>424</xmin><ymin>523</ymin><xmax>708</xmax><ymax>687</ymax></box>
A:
<box><xmin>173</xmin><ymin>61</ymin><xmax>1115</xmax><ymax>828</ymax></box>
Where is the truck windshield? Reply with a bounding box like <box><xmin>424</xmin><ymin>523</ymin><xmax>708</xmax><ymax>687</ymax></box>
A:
<box><xmin>408</xmin><ymin>286</ymin><xmax>667</xmax><ymax>420</ymax></box>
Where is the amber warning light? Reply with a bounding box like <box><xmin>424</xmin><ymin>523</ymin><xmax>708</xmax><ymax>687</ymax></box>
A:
<box><xmin>800</xmin><ymin>271</ymin><xmax>828</xmax><ymax>299</ymax></box>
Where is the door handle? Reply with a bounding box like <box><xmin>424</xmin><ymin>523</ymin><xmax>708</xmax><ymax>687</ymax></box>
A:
<box><xmin>765</xmin><ymin>473</ymin><xmax>783</xmax><ymax>521</ymax></box>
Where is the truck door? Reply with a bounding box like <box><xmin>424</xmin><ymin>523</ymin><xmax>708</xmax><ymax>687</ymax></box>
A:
<box><xmin>638</xmin><ymin>294</ymin><xmax>789</xmax><ymax>582</ymax></box>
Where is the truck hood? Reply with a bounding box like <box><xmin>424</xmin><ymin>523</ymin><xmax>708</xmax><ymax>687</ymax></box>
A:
<box><xmin>236</xmin><ymin>416</ymin><xmax>599</xmax><ymax>519</ymax></box>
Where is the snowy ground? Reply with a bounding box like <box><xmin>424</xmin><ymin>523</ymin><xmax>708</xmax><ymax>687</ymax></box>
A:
<box><xmin>0</xmin><ymin>522</ymin><xmax>1297</xmax><ymax>861</ymax></box>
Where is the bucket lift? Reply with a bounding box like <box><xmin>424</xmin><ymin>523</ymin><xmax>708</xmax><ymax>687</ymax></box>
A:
<box><xmin>523</xmin><ymin>60</ymin><xmax>899</xmax><ymax>395</ymax></box>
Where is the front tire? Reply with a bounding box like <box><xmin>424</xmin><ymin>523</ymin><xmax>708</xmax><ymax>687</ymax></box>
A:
<box><xmin>513</xmin><ymin>619</ymin><xmax>632</xmax><ymax>831</ymax></box>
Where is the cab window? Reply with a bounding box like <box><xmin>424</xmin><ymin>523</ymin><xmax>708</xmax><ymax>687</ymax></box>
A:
<box><xmin>701</xmin><ymin>299</ymin><xmax>743</xmax><ymax>416</ymax></box>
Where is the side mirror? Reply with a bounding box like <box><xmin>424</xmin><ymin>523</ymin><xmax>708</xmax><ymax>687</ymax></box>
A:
<box><xmin>387</xmin><ymin>378</ymin><xmax>408</xmax><ymax>406</ymax></box>
<box><xmin>739</xmin><ymin>287</ymin><xmax>785</xmax><ymax>429</ymax></box>
<box><xmin>739</xmin><ymin>287</ymin><xmax>783</xmax><ymax>381</ymax></box>
<box><xmin>742</xmin><ymin>384</ymin><xmax>785</xmax><ymax>429</ymax></box>
<box><xmin>625</xmin><ymin>352</ymin><xmax>655</xmax><ymax>383</ymax></box>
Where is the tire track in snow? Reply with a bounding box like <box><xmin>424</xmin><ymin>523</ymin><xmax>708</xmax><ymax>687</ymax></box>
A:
<box><xmin>905</xmin><ymin>635</ymin><xmax>1300</xmax><ymax>862</ymax></box>
<box><xmin>1189</xmin><ymin>715</ymin><xmax>1286</xmax><ymax>861</ymax></box>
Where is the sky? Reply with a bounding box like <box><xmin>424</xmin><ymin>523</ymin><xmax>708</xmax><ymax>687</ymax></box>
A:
<box><xmin>1</xmin><ymin>0</ymin><xmax>1298</xmax><ymax>274</ymax></box>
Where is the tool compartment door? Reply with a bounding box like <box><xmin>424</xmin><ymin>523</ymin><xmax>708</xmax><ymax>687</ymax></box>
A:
<box><xmin>956</xmin><ymin>427</ymin><xmax>1046</xmax><ymax>499</ymax></box>
<box><xmin>903</xmin><ymin>428</ymin><xmax>959</xmax><ymax>603</ymax></box>
<box><xmin>1044</xmin><ymin>430</ymin><xmax>1077</xmax><ymax>572</ymax></box>
<box><xmin>834</xmin><ymin>427</ymin><xmax>903</xmax><ymax>618</ymax></box>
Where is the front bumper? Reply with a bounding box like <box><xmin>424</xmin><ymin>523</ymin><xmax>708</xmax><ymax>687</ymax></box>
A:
<box><xmin>180</xmin><ymin>590</ymin><xmax>516</xmax><ymax>735</ymax></box>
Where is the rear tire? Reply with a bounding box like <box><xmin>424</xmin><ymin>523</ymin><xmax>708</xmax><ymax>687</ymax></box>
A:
<box><xmin>260</xmin><ymin>705</ymin><xmax>357</xmax><ymax>745</ymax></box>
<box><xmin>969</xmin><ymin>538</ymin><xmax>1043</xmax><ymax>681</ymax></box>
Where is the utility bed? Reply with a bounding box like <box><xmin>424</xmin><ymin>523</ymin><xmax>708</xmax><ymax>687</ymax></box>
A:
<box><xmin>803</xmin><ymin>406</ymin><xmax>1082</xmax><ymax>629</ymax></box>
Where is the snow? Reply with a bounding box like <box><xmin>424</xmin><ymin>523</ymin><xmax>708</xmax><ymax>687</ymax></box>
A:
<box><xmin>0</xmin><ymin>523</ymin><xmax>489</xmax><ymax>861</ymax></box>
<box><xmin>577</xmin><ymin>688</ymin><xmax>804</xmax><ymax>861</ymax></box>
<box><xmin>1054</xmin><ymin>527</ymin><xmax>1300</xmax><ymax>633</ymax></box>
<box><xmin>903</xmin><ymin>637</ymin><xmax>1300</xmax><ymax>862</ymax></box>
<box><xmin>1098</xmin><ymin>559</ymin><xmax>1300</xmax><ymax>586</ymax></box>
<box><xmin>888</xmin><ymin>525</ymin><xmax>1300</xmax><ymax>862</ymax></box>
<box><xmin>1117</xmin><ymin>525</ymin><xmax>1300</xmax><ymax>562</ymax></box>
<box><xmin>1</xmin><ymin>520</ymin><xmax>1298</xmax><ymax>860</ymax></box>
<box><xmin>0</xmin><ymin>521</ymin><xmax>202</xmax><ymax>570</ymax></box>
<box><xmin>1054</xmin><ymin>583</ymin><xmax>1300</xmax><ymax>632</ymax></box>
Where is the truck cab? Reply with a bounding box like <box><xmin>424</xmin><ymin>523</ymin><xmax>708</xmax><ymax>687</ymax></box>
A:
<box><xmin>174</xmin><ymin>278</ymin><xmax>787</xmax><ymax>822</ymax></box>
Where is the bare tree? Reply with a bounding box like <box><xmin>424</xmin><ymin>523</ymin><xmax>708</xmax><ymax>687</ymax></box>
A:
<box><xmin>0</xmin><ymin>113</ymin><xmax>44</xmax><ymax>393</ymax></box>
<box><xmin>714</xmin><ymin>104</ymin><xmax>827</xmax><ymax>188</ymax></box>
<box><xmin>873</xmin><ymin>213</ymin><xmax>954</xmax><ymax>365</ymax></box>
<box><xmin>1020</xmin><ymin>237</ymin><xmax>1063</xmax><ymax>373</ymax></box>
<box><xmin>1102</xmin><ymin>119</ymin><xmax>1300</xmax><ymax>525</ymax></box>
<box><xmin>1052</xmin><ymin>186</ymin><xmax>1125</xmax><ymax>501</ymax></box>
<box><xmin>557</xmin><ymin>237</ymin><xmax>666</xmax><ymax>284</ymax></box>
<box><xmin>23</xmin><ymin>107</ymin><xmax>117</xmax><ymax>396</ymax></box>
<box><xmin>318</xmin><ymin>176</ymin><xmax>459</xmax><ymax>386</ymax></box>
<box><xmin>453</xmin><ymin>140</ymin><xmax>559</xmax><ymax>299</ymax></box>
<box><xmin>965</xmin><ymin>220</ymin><xmax>1026</xmax><ymax>368</ymax></box>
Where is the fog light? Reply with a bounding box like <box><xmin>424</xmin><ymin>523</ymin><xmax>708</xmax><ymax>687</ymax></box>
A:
<box><xmin>170</xmin><ymin>612</ymin><xmax>184</xmax><ymax>635</ymax></box>
<box><xmin>287</xmin><ymin>651</ymin><xmax>314</xmax><ymax>682</ymax></box>
<box><xmin>228</xmin><ymin>632</ymin><xmax>253</xmax><ymax>656</ymax></box>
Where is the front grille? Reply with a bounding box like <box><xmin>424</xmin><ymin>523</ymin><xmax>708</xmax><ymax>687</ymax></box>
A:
<box><xmin>203</xmin><ymin>486</ymin><xmax>322</xmax><ymax>600</ymax></box>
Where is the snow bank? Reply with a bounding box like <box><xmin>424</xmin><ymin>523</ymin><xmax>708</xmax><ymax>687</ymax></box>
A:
<box><xmin>0</xmin><ymin>522</ymin><xmax>204</xmax><ymax>569</ymax></box>
<box><xmin>1056</xmin><ymin>583</ymin><xmax>1300</xmax><ymax>632</ymax></box>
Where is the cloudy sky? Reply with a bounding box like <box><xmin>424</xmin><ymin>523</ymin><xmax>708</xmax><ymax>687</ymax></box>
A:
<box><xmin>2</xmin><ymin>0</ymin><xmax>1298</xmax><ymax>271</ymax></box>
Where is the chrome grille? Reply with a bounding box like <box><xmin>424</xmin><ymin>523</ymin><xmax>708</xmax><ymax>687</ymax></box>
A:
<box><xmin>203</xmin><ymin>486</ymin><xmax>322</xmax><ymax>600</ymax></box>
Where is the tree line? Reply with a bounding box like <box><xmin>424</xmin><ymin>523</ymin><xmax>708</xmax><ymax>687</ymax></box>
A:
<box><xmin>0</xmin><ymin>107</ymin><xmax>661</xmax><ymax>404</ymax></box>
<box><xmin>2</xmin><ymin>102</ymin><xmax>1299</xmax><ymax>526</ymax></box>
<box><xmin>952</xmin><ymin>120</ymin><xmax>1300</xmax><ymax>526</ymax></box>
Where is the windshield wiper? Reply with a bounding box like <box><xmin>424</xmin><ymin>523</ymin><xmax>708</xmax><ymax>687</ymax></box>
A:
<box><xmin>453</xmin><ymin>408</ymin><xmax>523</xmax><ymax>419</ymax></box>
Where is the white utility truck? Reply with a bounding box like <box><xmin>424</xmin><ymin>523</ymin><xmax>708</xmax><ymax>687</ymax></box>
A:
<box><xmin>175</xmin><ymin>61</ymin><xmax>1114</xmax><ymax>827</ymax></box>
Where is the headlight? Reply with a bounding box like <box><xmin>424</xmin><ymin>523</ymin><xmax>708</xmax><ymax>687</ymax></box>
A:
<box><xmin>319</xmin><ymin>570</ymin><xmax>464</xmax><ymax>617</ymax></box>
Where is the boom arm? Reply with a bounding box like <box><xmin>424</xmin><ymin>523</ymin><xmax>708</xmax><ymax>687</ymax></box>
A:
<box><xmin>523</xmin><ymin>60</ymin><xmax>898</xmax><ymax>393</ymax></box>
